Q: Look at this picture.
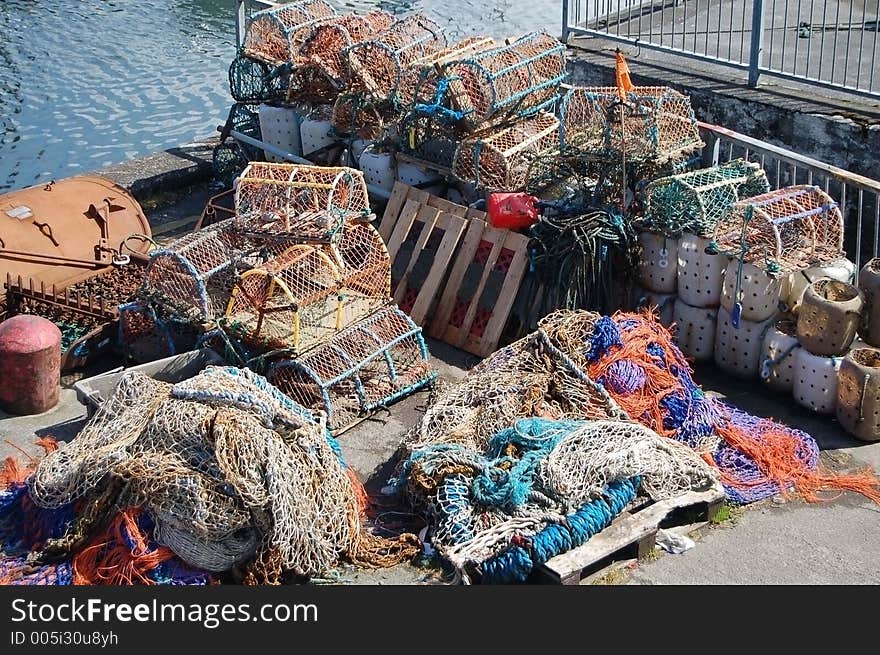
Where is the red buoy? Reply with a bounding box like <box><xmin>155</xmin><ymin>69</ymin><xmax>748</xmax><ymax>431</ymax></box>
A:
<box><xmin>0</xmin><ymin>315</ymin><xmax>61</xmax><ymax>415</ymax></box>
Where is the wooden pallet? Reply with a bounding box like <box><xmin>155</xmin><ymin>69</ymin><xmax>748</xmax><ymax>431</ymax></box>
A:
<box><xmin>378</xmin><ymin>180</ymin><xmax>485</xmax><ymax>242</ymax></box>
<box><xmin>537</xmin><ymin>483</ymin><xmax>726</xmax><ymax>585</ymax></box>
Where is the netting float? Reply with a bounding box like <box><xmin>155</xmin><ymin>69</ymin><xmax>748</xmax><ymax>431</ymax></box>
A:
<box><xmin>269</xmin><ymin>305</ymin><xmax>435</xmax><ymax>433</ymax></box>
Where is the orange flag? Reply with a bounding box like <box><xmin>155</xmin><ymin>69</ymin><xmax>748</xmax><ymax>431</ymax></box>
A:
<box><xmin>615</xmin><ymin>50</ymin><xmax>634</xmax><ymax>101</ymax></box>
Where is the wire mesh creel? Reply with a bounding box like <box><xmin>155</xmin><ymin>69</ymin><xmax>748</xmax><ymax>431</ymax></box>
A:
<box><xmin>343</xmin><ymin>14</ymin><xmax>447</xmax><ymax>103</ymax></box>
<box><xmin>442</xmin><ymin>31</ymin><xmax>565</xmax><ymax>130</ymax></box>
<box><xmin>243</xmin><ymin>0</ymin><xmax>337</xmax><ymax>66</ymax></box>
<box><xmin>643</xmin><ymin>159</ymin><xmax>770</xmax><ymax>237</ymax></box>
<box><xmin>223</xmin><ymin>223</ymin><xmax>391</xmax><ymax>353</ymax></box>
<box><xmin>559</xmin><ymin>86</ymin><xmax>704</xmax><ymax>164</ymax></box>
<box><xmin>452</xmin><ymin>112</ymin><xmax>560</xmax><ymax>191</ymax></box>
<box><xmin>712</xmin><ymin>185</ymin><xmax>845</xmax><ymax>275</ymax></box>
<box><xmin>234</xmin><ymin>163</ymin><xmax>370</xmax><ymax>239</ymax></box>
<box><xmin>269</xmin><ymin>305</ymin><xmax>436</xmax><ymax>433</ymax></box>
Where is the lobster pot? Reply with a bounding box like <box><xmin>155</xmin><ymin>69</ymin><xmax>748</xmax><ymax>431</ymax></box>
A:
<box><xmin>296</xmin><ymin>12</ymin><xmax>395</xmax><ymax>89</ymax></box>
<box><xmin>452</xmin><ymin>113</ymin><xmax>559</xmax><ymax>192</ymax></box>
<box><xmin>836</xmin><ymin>348</ymin><xmax>880</xmax><ymax>441</ymax></box>
<box><xmin>334</xmin><ymin>222</ymin><xmax>392</xmax><ymax>310</ymax></box>
<box><xmin>713</xmin><ymin>185</ymin><xmax>845</xmax><ymax>275</ymax></box>
<box><xmin>140</xmin><ymin>220</ymin><xmax>274</xmax><ymax>323</ymax></box>
<box><xmin>634</xmin><ymin>287</ymin><xmax>675</xmax><ymax>327</ymax></box>
<box><xmin>399</xmin><ymin>110</ymin><xmax>460</xmax><ymax>168</ymax></box>
<box><xmin>344</xmin><ymin>14</ymin><xmax>447</xmax><ymax>103</ymax></box>
<box><xmin>796</xmin><ymin>279</ymin><xmax>863</xmax><ymax>356</ymax></box>
<box><xmin>792</xmin><ymin>347</ymin><xmax>841</xmax><ymax>414</ymax></box>
<box><xmin>117</xmin><ymin>302</ymin><xmax>199</xmax><ymax>364</ymax></box>
<box><xmin>673</xmin><ymin>299</ymin><xmax>717</xmax><ymax>361</ymax></box>
<box><xmin>269</xmin><ymin>305</ymin><xmax>436</xmax><ymax>432</ymax></box>
<box><xmin>759</xmin><ymin>319</ymin><xmax>800</xmax><ymax>392</ymax></box>
<box><xmin>243</xmin><ymin>0</ymin><xmax>337</xmax><ymax>65</ymax></box>
<box><xmin>720</xmin><ymin>258</ymin><xmax>788</xmax><ymax>323</ymax></box>
<box><xmin>644</xmin><ymin>159</ymin><xmax>769</xmax><ymax>236</ymax></box>
<box><xmin>638</xmin><ymin>232</ymin><xmax>678</xmax><ymax>294</ymax></box>
<box><xmin>677</xmin><ymin>233</ymin><xmax>725</xmax><ymax>307</ymax></box>
<box><xmin>442</xmin><ymin>31</ymin><xmax>565</xmax><ymax>130</ymax></box>
<box><xmin>558</xmin><ymin>86</ymin><xmax>703</xmax><ymax>163</ymax></box>
<box><xmin>234</xmin><ymin>163</ymin><xmax>369</xmax><ymax>239</ymax></box>
<box><xmin>714</xmin><ymin>306</ymin><xmax>775</xmax><ymax>379</ymax></box>
<box><xmin>330</xmin><ymin>94</ymin><xmax>393</xmax><ymax>141</ymax></box>
<box><xmin>228</xmin><ymin>53</ymin><xmax>287</xmax><ymax>104</ymax></box>
<box><xmin>258</xmin><ymin>104</ymin><xmax>302</xmax><ymax>161</ymax></box>
<box><xmin>859</xmin><ymin>258</ymin><xmax>880</xmax><ymax>346</ymax></box>
<box><xmin>300</xmin><ymin>117</ymin><xmax>336</xmax><ymax>156</ymax></box>
<box><xmin>785</xmin><ymin>258</ymin><xmax>855</xmax><ymax>314</ymax></box>
<box><xmin>358</xmin><ymin>150</ymin><xmax>396</xmax><ymax>193</ymax></box>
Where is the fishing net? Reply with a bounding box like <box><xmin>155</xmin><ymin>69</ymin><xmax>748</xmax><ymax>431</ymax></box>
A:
<box><xmin>343</xmin><ymin>14</ymin><xmax>447</xmax><ymax>103</ymax></box>
<box><xmin>643</xmin><ymin>159</ymin><xmax>770</xmax><ymax>237</ymax></box>
<box><xmin>26</xmin><ymin>367</ymin><xmax>364</xmax><ymax>579</ymax></box>
<box><xmin>452</xmin><ymin>112</ymin><xmax>559</xmax><ymax>191</ymax></box>
<box><xmin>243</xmin><ymin>0</ymin><xmax>338</xmax><ymax>66</ymax></box>
<box><xmin>269</xmin><ymin>305</ymin><xmax>435</xmax><ymax>433</ymax></box>
<box><xmin>558</xmin><ymin>86</ymin><xmax>703</xmax><ymax>164</ymax></box>
<box><xmin>235</xmin><ymin>163</ymin><xmax>371</xmax><ymax>234</ymax></box>
<box><xmin>713</xmin><ymin>185</ymin><xmax>845</xmax><ymax>275</ymax></box>
<box><xmin>442</xmin><ymin>31</ymin><xmax>565</xmax><ymax>130</ymax></box>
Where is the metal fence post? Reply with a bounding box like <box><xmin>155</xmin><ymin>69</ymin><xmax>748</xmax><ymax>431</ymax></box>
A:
<box><xmin>235</xmin><ymin>0</ymin><xmax>247</xmax><ymax>48</ymax></box>
<box><xmin>747</xmin><ymin>0</ymin><xmax>766</xmax><ymax>86</ymax></box>
<box><xmin>561</xmin><ymin>0</ymin><xmax>570</xmax><ymax>44</ymax></box>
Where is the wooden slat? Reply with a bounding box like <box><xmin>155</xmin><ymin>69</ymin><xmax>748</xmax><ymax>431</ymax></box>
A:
<box><xmin>393</xmin><ymin>205</ymin><xmax>442</xmax><ymax>302</ymax></box>
<box><xmin>378</xmin><ymin>181</ymin><xmax>411</xmax><ymax>241</ymax></box>
<box><xmin>426</xmin><ymin>195</ymin><xmax>467</xmax><ymax>217</ymax></box>
<box><xmin>427</xmin><ymin>217</ymin><xmax>487</xmax><ymax>339</ymax></box>
<box><xmin>465</xmin><ymin>207</ymin><xmax>488</xmax><ymax>221</ymax></box>
<box><xmin>450</xmin><ymin>226</ymin><xmax>506</xmax><ymax>349</ymax></box>
<box><xmin>385</xmin><ymin>198</ymin><xmax>422</xmax><ymax>262</ymax></box>
<box><xmin>464</xmin><ymin>231</ymin><xmax>530</xmax><ymax>357</ymax></box>
<box><xmin>408</xmin><ymin>212</ymin><xmax>468</xmax><ymax>326</ymax></box>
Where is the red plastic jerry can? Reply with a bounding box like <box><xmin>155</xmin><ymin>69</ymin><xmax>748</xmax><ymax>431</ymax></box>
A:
<box><xmin>487</xmin><ymin>193</ymin><xmax>540</xmax><ymax>230</ymax></box>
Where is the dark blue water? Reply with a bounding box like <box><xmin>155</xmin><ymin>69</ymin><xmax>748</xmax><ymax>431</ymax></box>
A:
<box><xmin>0</xmin><ymin>0</ymin><xmax>557</xmax><ymax>192</ymax></box>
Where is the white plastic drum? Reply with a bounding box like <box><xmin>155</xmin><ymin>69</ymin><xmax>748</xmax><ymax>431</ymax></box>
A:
<box><xmin>638</xmin><ymin>232</ymin><xmax>678</xmax><ymax>294</ymax></box>
<box><xmin>258</xmin><ymin>104</ymin><xmax>303</xmax><ymax>161</ymax></box>
<box><xmin>397</xmin><ymin>160</ymin><xmax>443</xmax><ymax>188</ymax></box>
<box><xmin>673</xmin><ymin>299</ymin><xmax>717</xmax><ymax>361</ymax></box>
<box><xmin>759</xmin><ymin>319</ymin><xmax>801</xmax><ymax>393</ymax></box>
<box><xmin>720</xmin><ymin>259</ymin><xmax>789</xmax><ymax>323</ymax></box>
<box><xmin>358</xmin><ymin>150</ymin><xmax>396</xmax><ymax>193</ymax></box>
<box><xmin>635</xmin><ymin>287</ymin><xmax>676</xmax><ymax>328</ymax></box>
<box><xmin>300</xmin><ymin>118</ymin><xmax>336</xmax><ymax>157</ymax></box>
<box><xmin>350</xmin><ymin>139</ymin><xmax>373</xmax><ymax>162</ymax></box>
<box><xmin>792</xmin><ymin>347</ymin><xmax>841</xmax><ymax>414</ymax></box>
<box><xmin>714</xmin><ymin>305</ymin><xmax>776</xmax><ymax>379</ymax></box>
<box><xmin>785</xmin><ymin>258</ymin><xmax>855</xmax><ymax>314</ymax></box>
<box><xmin>677</xmin><ymin>234</ymin><xmax>724</xmax><ymax>308</ymax></box>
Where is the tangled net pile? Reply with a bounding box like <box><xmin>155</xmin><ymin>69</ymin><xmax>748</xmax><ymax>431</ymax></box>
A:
<box><xmin>393</xmin><ymin>308</ymin><xmax>880</xmax><ymax>582</ymax></box>
<box><xmin>1</xmin><ymin>367</ymin><xmax>420</xmax><ymax>586</ymax></box>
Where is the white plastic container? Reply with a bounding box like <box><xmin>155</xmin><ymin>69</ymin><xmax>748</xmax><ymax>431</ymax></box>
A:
<box><xmin>635</xmin><ymin>287</ymin><xmax>676</xmax><ymax>327</ymax></box>
<box><xmin>673</xmin><ymin>299</ymin><xmax>717</xmax><ymax>361</ymax></box>
<box><xmin>397</xmin><ymin>160</ymin><xmax>443</xmax><ymax>188</ymax></box>
<box><xmin>720</xmin><ymin>259</ymin><xmax>789</xmax><ymax>323</ymax></box>
<box><xmin>639</xmin><ymin>232</ymin><xmax>678</xmax><ymax>294</ymax></box>
<box><xmin>358</xmin><ymin>149</ymin><xmax>396</xmax><ymax>192</ymax></box>
<box><xmin>785</xmin><ymin>258</ymin><xmax>855</xmax><ymax>314</ymax></box>
<box><xmin>677</xmin><ymin>234</ymin><xmax>724</xmax><ymax>308</ymax></box>
<box><xmin>300</xmin><ymin>117</ymin><xmax>335</xmax><ymax>156</ymax></box>
<box><xmin>714</xmin><ymin>305</ymin><xmax>776</xmax><ymax>379</ymax></box>
<box><xmin>759</xmin><ymin>319</ymin><xmax>800</xmax><ymax>393</ymax></box>
<box><xmin>792</xmin><ymin>347</ymin><xmax>841</xmax><ymax>414</ymax></box>
<box><xmin>350</xmin><ymin>139</ymin><xmax>373</xmax><ymax>162</ymax></box>
<box><xmin>258</xmin><ymin>104</ymin><xmax>302</xmax><ymax>161</ymax></box>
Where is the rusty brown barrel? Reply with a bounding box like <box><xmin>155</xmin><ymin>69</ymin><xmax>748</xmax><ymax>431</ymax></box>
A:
<box><xmin>796</xmin><ymin>279</ymin><xmax>863</xmax><ymax>356</ymax></box>
<box><xmin>0</xmin><ymin>314</ymin><xmax>61</xmax><ymax>415</ymax></box>
<box><xmin>836</xmin><ymin>347</ymin><xmax>880</xmax><ymax>441</ymax></box>
<box><xmin>859</xmin><ymin>258</ymin><xmax>880</xmax><ymax>347</ymax></box>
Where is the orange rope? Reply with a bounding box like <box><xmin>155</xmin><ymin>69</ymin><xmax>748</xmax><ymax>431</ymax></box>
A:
<box><xmin>347</xmin><ymin>467</ymin><xmax>369</xmax><ymax>516</ymax></box>
<box><xmin>1</xmin><ymin>436</ymin><xmax>59</xmax><ymax>487</ymax></box>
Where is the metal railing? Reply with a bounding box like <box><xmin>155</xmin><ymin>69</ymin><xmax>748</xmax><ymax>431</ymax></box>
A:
<box><xmin>699</xmin><ymin>121</ymin><xmax>880</xmax><ymax>274</ymax></box>
<box><xmin>563</xmin><ymin>0</ymin><xmax>880</xmax><ymax>98</ymax></box>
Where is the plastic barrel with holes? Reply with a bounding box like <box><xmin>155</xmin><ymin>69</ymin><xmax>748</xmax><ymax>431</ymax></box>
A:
<box><xmin>258</xmin><ymin>104</ymin><xmax>303</xmax><ymax>161</ymax></box>
<box><xmin>759</xmin><ymin>318</ymin><xmax>800</xmax><ymax>392</ymax></box>
<box><xmin>859</xmin><ymin>258</ymin><xmax>880</xmax><ymax>346</ymax></box>
<box><xmin>836</xmin><ymin>347</ymin><xmax>880</xmax><ymax>441</ymax></box>
<box><xmin>677</xmin><ymin>234</ymin><xmax>724</xmax><ymax>307</ymax></box>
<box><xmin>792</xmin><ymin>347</ymin><xmax>841</xmax><ymax>414</ymax></box>
<box><xmin>300</xmin><ymin>117</ymin><xmax>335</xmax><ymax>156</ymax></box>
<box><xmin>397</xmin><ymin>160</ymin><xmax>443</xmax><ymax>189</ymax></box>
<box><xmin>358</xmin><ymin>149</ymin><xmax>396</xmax><ymax>192</ymax></box>
<box><xmin>673</xmin><ymin>298</ymin><xmax>717</xmax><ymax>361</ymax></box>
<box><xmin>351</xmin><ymin>139</ymin><xmax>373</xmax><ymax>162</ymax></box>
<box><xmin>785</xmin><ymin>258</ymin><xmax>855</xmax><ymax>314</ymax></box>
<box><xmin>714</xmin><ymin>305</ymin><xmax>776</xmax><ymax>379</ymax></box>
<box><xmin>720</xmin><ymin>258</ymin><xmax>788</xmax><ymax>324</ymax></box>
<box><xmin>638</xmin><ymin>232</ymin><xmax>678</xmax><ymax>294</ymax></box>
<box><xmin>796</xmin><ymin>279</ymin><xmax>864</xmax><ymax>356</ymax></box>
<box><xmin>635</xmin><ymin>287</ymin><xmax>676</xmax><ymax>327</ymax></box>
